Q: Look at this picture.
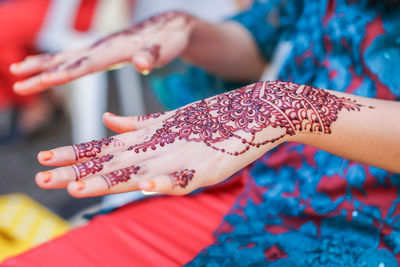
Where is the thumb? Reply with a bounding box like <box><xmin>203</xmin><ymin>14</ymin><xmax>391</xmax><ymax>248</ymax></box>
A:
<box><xmin>103</xmin><ymin>111</ymin><xmax>169</xmax><ymax>133</ymax></box>
<box><xmin>131</xmin><ymin>44</ymin><xmax>161</xmax><ymax>75</ymax></box>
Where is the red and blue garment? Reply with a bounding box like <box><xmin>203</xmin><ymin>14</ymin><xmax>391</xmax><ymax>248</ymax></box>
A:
<box><xmin>179</xmin><ymin>0</ymin><xmax>400</xmax><ymax>265</ymax></box>
<box><xmin>2</xmin><ymin>0</ymin><xmax>400</xmax><ymax>266</ymax></box>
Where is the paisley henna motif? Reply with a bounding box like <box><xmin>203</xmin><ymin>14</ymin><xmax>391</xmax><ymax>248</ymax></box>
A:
<box><xmin>101</xmin><ymin>165</ymin><xmax>141</xmax><ymax>188</ymax></box>
<box><xmin>72</xmin><ymin>155</ymin><xmax>114</xmax><ymax>180</ymax></box>
<box><xmin>171</xmin><ymin>169</ymin><xmax>195</xmax><ymax>188</ymax></box>
<box><xmin>128</xmin><ymin>81</ymin><xmax>367</xmax><ymax>156</ymax></box>
<box><xmin>73</xmin><ymin>137</ymin><xmax>114</xmax><ymax>160</ymax></box>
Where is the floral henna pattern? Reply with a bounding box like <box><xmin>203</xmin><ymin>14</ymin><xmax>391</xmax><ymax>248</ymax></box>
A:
<box><xmin>72</xmin><ymin>155</ymin><xmax>114</xmax><ymax>180</ymax></box>
<box><xmin>101</xmin><ymin>165</ymin><xmax>141</xmax><ymax>188</ymax></box>
<box><xmin>91</xmin><ymin>11</ymin><xmax>192</xmax><ymax>48</ymax></box>
<box><xmin>45</xmin><ymin>12</ymin><xmax>193</xmax><ymax>75</ymax></box>
<box><xmin>73</xmin><ymin>137</ymin><xmax>114</xmax><ymax>160</ymax></box>
<box><xmin>171</xmin><ymin>169</ymin><xmax>195</xmax><ymax>188</ymax></box>
<box><xmin>128</xmin><ymin>81</ymin><xmax>369</xmax><ymax>156</ymax></box>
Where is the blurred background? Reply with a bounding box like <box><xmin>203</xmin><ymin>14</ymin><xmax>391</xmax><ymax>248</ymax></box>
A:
<box><xmin>0</xmin><ymin>0</ymin><xmax>253</xmax><ymax>261</ymax></box>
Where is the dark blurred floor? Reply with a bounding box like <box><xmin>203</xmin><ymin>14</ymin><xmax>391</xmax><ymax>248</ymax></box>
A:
<box><xmin>0</xmin><ymin>113</ymin><xmax>102</xmax><ymax>219</ymax></box>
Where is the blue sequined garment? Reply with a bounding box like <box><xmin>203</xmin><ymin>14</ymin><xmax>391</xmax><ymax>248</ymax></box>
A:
<box><xmin>152</xmin><ymin>0</ymin><xmax>400</xmax><ymax>266</ymax></box>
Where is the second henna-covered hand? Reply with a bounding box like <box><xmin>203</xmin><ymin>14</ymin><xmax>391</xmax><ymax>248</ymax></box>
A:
<box><xmin>10</xmin><ymin>10</ymin><xmax>266</xmax><ymax>95</ymax></box>
<box><xmin>10</xmin><ymin>11</ymin><xmax>197</xmax><ymax>94</ymax></box>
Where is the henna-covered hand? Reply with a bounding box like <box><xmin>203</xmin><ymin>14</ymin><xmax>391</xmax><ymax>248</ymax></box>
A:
<box><xmin>35</xmin><ymin>81</ymin><xmax>369</xmax><ymax>197</ymax></box>
<box><xmin>10</xmin><ymin>11</ymin><xmax>195</xmax><ymax>95</ymax></box>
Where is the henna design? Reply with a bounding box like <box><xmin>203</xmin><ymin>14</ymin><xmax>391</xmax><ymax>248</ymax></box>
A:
<box><xmin>112</xmin><ymin>139</ymin><xmax>125</xmax><ymax>148</ymax></box>
<box><xmin>137</xmin><ymin>112</ymin><xmax>166</xmax><ymax>122</ymax></box>
<box><xmin>101</xmin><ymin>165</ymin><xmax>141</xmax><ymax>188</ymax></box>
<box><xmin>128</xmin><ymin>81</ymin><xmax>369</xmax><ymax>156</ymax></box>
<box><xmin>91</xmin><ymin>11</ymin><xmax>192</xmax><ymax>48</ymax></box>
<box><xmin>46</xmin><ymin>12</ymin><xmax>192</xmax><ymax>74</ymax></box>
<box><xmin>72</xmin><ymin>155</ymin><xmax>114</xmax><ymax>180</ymax></box>
<box><xmin>144</xmin><ymin>45</ymin><xmax>161</xmax><ymax>63</ymax></box>
<box><xmin>66</xmin><ymin>56</ymin><xmax>89</xmax><ymax>71</ymax></box>
<box><xmin>34</xmin><ymin>53</ymin><xmax>55</xmax><ymax>63</ymax></box>
<box><xmin>73</xmin><ymin>137</ymin><xmax>114</xmax><ymax>160</ymax></box>
<box><xmin>171</xmin><ymin>169</ymin><xmax>195</xmax><ymax>188</ymax></box>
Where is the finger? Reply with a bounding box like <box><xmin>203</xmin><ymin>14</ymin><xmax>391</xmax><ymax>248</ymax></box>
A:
<box><xmin>13</xmin><ymin>52</ymin><xmax>111</xmax><ymax>95</ymax></box>
<box><xmin>139</xmin><ymin>169</ymin><xmax>197</xmax><ymax>195</ymax></box>
<box><xmin>103</xmin><ymin>111</ymin><xmax>168</xmax><ymax>133</ymax></box>
<box><xmin>65</xmin><ymin>148</ymin><xmax>189</xmax><ymax>197</ymax></box>
<box><xmin>67</xmin><ymin>165</ymin><xmax>143</xmax><ymax>198</ymax></box>
<box><xmin>139</xmin><ymin>175</ymin><xmax>171</xmax><ymax>193</ymax></box>
<box><xmin>131</xmin><ymin>44</ymin><xmax>160</xmax><ymax>74</ymax></box>
<box><xmin>103</xmin><ymin>113</ymin><xmax>135</xmax><ymax>133</ymax></box>
<box><xmin>10</xmin><ymin>53</ymin><xmax>65</xmax><ymax>76</ymax></box>
<box><xmin>10</xmin><ymin>48</ymin><xmax>83</xmax><ymax>77</ymax></box>
<box><xmin>13</xmin><ymin>70</ymin><xmax>70</xmax><ymax>95</ymax></box>
<box><xmin>36</xmin><ymin>154</ymin><xmax>115</xmax><ymax>188</ymax></box>
<box><xmin>37</xmin><ymin>132</ymin><xmax>134</xmax><ymax>166</ymax></box>
<box><xmin>13</xmin><ymin>55</ymin><xmax>93</xmax><ymax>95</ymax></box>
<box><xmin>36</xmin><ymin>142</ymin><xmax>162</xmax><ymax>188</ymax></box>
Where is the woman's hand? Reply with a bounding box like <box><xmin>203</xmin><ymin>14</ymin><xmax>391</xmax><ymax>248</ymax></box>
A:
<box><xmin>10</xmin><ymin>11</ymin><xmax>196</xmax><ymax>95</ymax></box>
<box><xmin>34</xmin><ymin>81</ymin><xmax>368</xmax><ymax>197</ymax></box>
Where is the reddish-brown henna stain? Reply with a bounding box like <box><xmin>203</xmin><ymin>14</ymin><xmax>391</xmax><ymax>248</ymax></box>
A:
<box><xmin>101</xmin><ymin>165</ymin><xmax>141</xmax><ymax>188</ymax></box>
<box><xmin>66</xmin><ymin>56</ymin><xmax>89</xmax><ymax>71</ymax></box>
<box><xmin>171</xmin><ymin>169</ymin><xmax>195</xmax><ymax>188</ymax></box>
<box><xmin>144</xmin><ymin>45</ymin><xmax>161</xmax><ymax>63</ymax></box>
<box><xmin>112</xmin><ymin>139</ymin><xmax>125</xmax><ymax>148</ymax></box>
<box><xmin>73</xmin><ymin>137</ymin><xmax>114</xmax><ymax>160</ymax></box>
<box><xmin>137</xmin><ymin>112</ymin><xmax>166</xmax><ymax>122</ymax></box>
<box><xmin>128</xmin><ymin>81</ymin><xmax>369</xmax><ymax>156</ymax></box>
<box><xmin>35</xmin><ymin>53</ymin><xmax>56</xmax><ymax>63</ymax></box>
<box><xmin>47</xmin><ymin>12</ymin><xmax>192</xmax><ymax>75</ymax></box>
<box><xmin>72</xmin><ymin>155</ymin><xmax>114</xmax><ymax>180</ymax></box>
<box><xmin>91</xmin><ymin>11</ymin><xmax>191</xmax><ymax>48</ymax></box>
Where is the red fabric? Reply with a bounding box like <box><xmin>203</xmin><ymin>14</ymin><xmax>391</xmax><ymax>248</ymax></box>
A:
<box><xmin>73</xmin><ymin>0</ymin><xmax>99</xmax><ymax>32</ymax></box>
<box><xmin>0</xmin><ymin>0</ymin><xmax>51</xmax><ymax>109</ymax></box>
<box><xmin>1</xmin><ymin>178</ymin><xmax>244</xmax><ymax>267</ymax></box>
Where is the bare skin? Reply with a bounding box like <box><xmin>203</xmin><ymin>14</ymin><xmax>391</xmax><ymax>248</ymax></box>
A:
<box><xmin>34</xmin><ymin>82</ymin><xmax>400</xmax><ymax>198</ymax></box>
<box><xmin>10</xmin><ymin>11</ymin><xmax>265</xmax><ymax>95</ymax></box>
<box><xmin>8</xmin><ymin>11</ymin><xmax>400</xmax><ymax>198</ymax></box>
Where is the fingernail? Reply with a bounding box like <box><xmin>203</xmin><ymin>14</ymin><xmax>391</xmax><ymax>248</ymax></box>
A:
<box><xmin>42</xmin><ymin>73</ymin><xmax>52</xmax><ymax>80</ymax></box>
<box><xmin>40</xmin><ymin>171</ymin><xmax>52</xmax><ymax>183</ymax></box>
<box><xmin>39</xmin><ymin>150</ymin><xmax>54</xmax><ymax>161</ymax></box>
<box><xmin>14</xmin><ymin>81</ymin><xmax>24</xmax><ymax>89</ymax></box>
<box><xmin>141</xmin><ymin>69</ymin><xmax>150</xmax><ymax>75</ymax></box>
<box><xmin>10</xmin><ymin>63</ymin><xmax>19</xmax><ymax>72</ymax></box>
<box><xmin>140</xmin><ymin>180</ymin><xmax>155</xmax><ymax>191</ymax></box>
<box><xmin>75</xmin><ymin>181</ymin><xmax>86</xmax><ymax>191</ymax></box>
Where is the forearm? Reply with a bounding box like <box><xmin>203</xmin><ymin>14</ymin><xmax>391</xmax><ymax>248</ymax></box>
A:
<box><xmin>183</xmin><ymin>19</ymin><xmax>267</xmax><ymax>82</ymax></box>
<box><xmin>255</xmin><ymin>81</ymin><xmax>400</xmax><ymax>173</ymax></box>
<box><xmin>293</xmin><ymin>90</ymin><xmax>400</xmax><ymax>173</ymax></box>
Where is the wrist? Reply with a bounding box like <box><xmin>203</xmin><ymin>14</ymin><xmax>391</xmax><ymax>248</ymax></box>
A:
<box><xmin>182</xmin><ymin>17</ymin><xmax>212</xmax><ymax>61</ymax></box>
<box><xmin>241</xmin><ymin>81</ymin><xmax>365</xmax><ymax>149</ymax></box>
<box><xmin>183</xmin><ymin>19</ymin><xmax>266</xmax><ymax>81</ymax></box>
<box><xmin>257</xmin><ymin>81</ymin><xmax>363</xmax><ymax>144</ymax></box>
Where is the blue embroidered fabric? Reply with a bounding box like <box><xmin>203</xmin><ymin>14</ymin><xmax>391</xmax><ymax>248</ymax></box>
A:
<box><xmin>152</xmin><ymin>0</ymin><xmax>400</xmax><ymax>266</ymax></box>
